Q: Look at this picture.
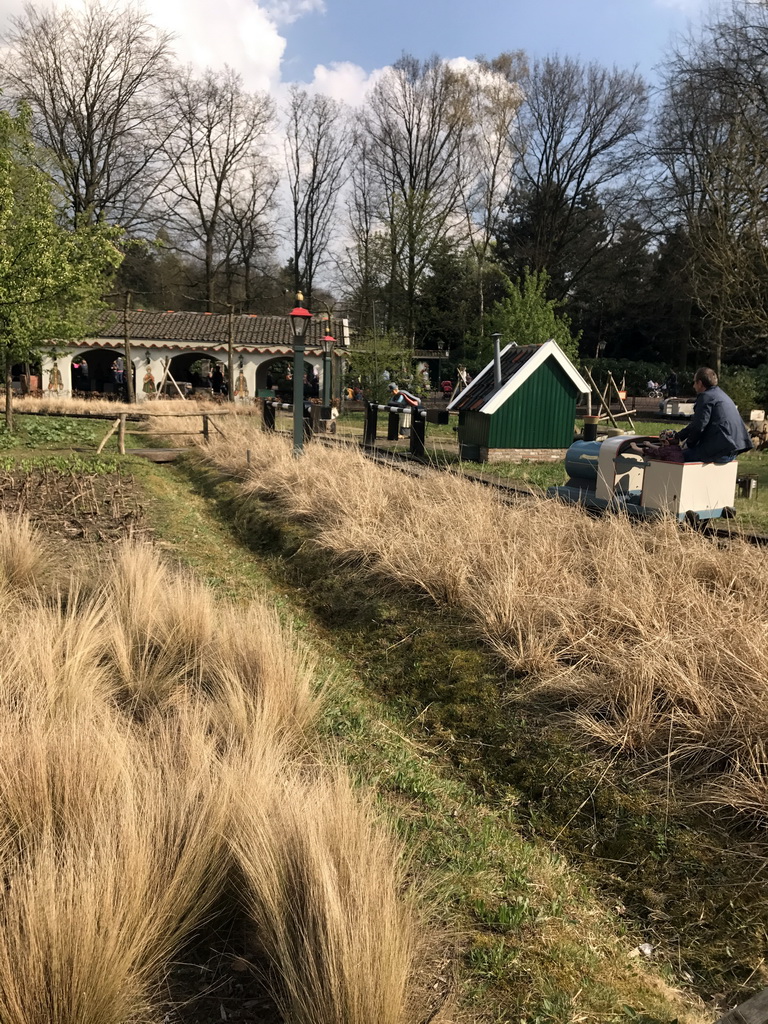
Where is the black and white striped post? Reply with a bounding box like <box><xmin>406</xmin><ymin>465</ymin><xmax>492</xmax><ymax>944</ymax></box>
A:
<box><xmin>363</xmin><ymin>402</ymin><xmax>450</xmax><ymax>455</ymax></box>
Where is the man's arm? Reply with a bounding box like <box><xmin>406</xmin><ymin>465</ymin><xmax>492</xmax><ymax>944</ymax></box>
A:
<box><xmin>398</xmin><ymin>389</ymin><xmax>420</xmax><ymax>408</ymax></box>
<box><xmin>677</xmin><ymin>392</ymin><xmax>712</xmax><ymax>446</ymax></box>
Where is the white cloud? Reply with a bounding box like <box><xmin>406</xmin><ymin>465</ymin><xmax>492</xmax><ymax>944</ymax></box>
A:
<box><xmin>261</xmin><ymin>0</ymin><xmax>325</xmax><ymax>25</ymax></box>
<box><xmin>0</xmin><ymin>0</ymin><xmax>323</xmax><ymax>95</ymax></box>
<box><xmin>303</xmin><ymin>60</ymin><xmax>386</xmax><ymax>106</ymax></box>
<box><xmin>0</xmin><ymin>0</ymin><xmax>392</xmax><ymax>101</ymax></box>
<box><xmin>145</xmin><ymin>0</ymin><xmax>287</xmax><ymax>92</ymax></box>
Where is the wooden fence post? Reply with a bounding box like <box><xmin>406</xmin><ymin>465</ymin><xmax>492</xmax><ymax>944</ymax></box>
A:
<box><xmin>96</xmin><ymin>417</ymin><xmax>121</xmax><ymax>454</ymax></box>
<box><xmin>202</xmin><ymin>414</ymin><xmax>210</xmax><ymax>444</ymax></box>
<box><xmin>715</xmin><ymin>988</ymin><xmax>768</xmax><ymax>1023</ymax></box>
<box><xmin>118</xmin><ymin>414</ymin><xmax>126</xmax><ymax>455</ymax></box>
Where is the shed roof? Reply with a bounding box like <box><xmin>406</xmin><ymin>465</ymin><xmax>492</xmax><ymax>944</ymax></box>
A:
<box><xmin>448</xmin><ymin>340</ymin><xmax>590</xmax><ymax>414</ymax></box>
<box><xmin>93</xmin><ymin>309</ymin><xmax>347</xmax><ymax>347</ymax></box>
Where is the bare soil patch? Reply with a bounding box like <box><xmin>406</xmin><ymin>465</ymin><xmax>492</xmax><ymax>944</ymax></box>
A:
<box><xmin>0</xmin><ymin>466</ymin><xmax>148</xmax><ymax>542</ymax></box>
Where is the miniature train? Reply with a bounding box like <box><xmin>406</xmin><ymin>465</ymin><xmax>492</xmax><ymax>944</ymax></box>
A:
<box><xmin>547</xmin><ymin>435</ymin><xmax>739</xmax><ymax>524</ymax></box>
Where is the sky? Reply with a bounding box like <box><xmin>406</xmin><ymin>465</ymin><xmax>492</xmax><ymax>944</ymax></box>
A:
<box><xmin>153</xmin><ymin>0</ymin><xmax>724</xmax><ymax>98</ymax></box>
<box><xmin>1</xmin><ymin>0</ymin><xmax>727</xmax><ymax>100</ymax></box>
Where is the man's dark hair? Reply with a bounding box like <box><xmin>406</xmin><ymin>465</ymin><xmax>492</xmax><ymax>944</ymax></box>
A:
<box><xmin>694</xmin><ymin>367</ymin><xmax>718</xmax><ymax>388</ymax></box>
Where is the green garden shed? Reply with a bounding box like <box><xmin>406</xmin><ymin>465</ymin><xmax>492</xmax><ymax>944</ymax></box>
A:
<box><xmin>448</xmin><ymin>339</ymin><xmax>590</xmax><ymax>462</ymax></box>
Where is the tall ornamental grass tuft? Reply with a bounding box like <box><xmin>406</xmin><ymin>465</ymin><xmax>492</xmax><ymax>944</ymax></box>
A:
<box><xmin>230</xmin><ymin>765</ymin><xmax>425</xmax><ymax>1024</ymax></box>
<box><xmin>196</xmin><ymin>426</ymin><xmax>768</xmax><ymax>813</ymax></box>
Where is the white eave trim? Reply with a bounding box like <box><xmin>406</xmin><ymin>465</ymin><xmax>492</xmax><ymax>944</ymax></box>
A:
<box><xmin>471</xmin><ymin>340</ymin><xmax>590</xmax><ymax>416</ymax></box>
<box><xmin>447</xmin><ymin>354</ymin><xmax>497</xmax><ymax>411</ymax></box>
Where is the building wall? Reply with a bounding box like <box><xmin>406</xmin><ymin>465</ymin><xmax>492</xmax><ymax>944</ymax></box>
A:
<box><xmin>42</xmin><ymin>346</ymin><xmax>321</xmax><ymax>402</ymax></box>
<box><xmin>457</xmin><ymin>410</ymin><xmax>490</xmax><ymax>461</ymax></box>
<box><xmin>488</xmin><ymin>357</ymin><xmax>578</xmax><ymax>449</ymax></box>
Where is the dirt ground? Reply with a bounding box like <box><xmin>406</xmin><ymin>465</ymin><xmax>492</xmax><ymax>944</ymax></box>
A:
<box><xmin>0</xmin><ymin>466</ymin><xmax>149</xmax><ymax>543</ymax></box>
<box><xmin>161</xmin><ymin>928</ymin><xmax>282</xmax><ymax>1024</ymax></box>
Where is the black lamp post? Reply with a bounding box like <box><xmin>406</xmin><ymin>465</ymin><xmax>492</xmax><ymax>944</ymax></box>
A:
<box><xmin>321</xmin><ymin>332</ymin><xmax>335</xmax><ymax>407</ymax></box>
<box><xmin>289</xmin><ymin>300</ymin><xmax>312</xmax><ymax>454</ymax></box>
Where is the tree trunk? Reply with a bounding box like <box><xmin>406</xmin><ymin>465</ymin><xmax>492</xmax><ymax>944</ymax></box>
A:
<box><xmin>5</xmin><ymin>350</ymin><xmax>13</xmax><ymax>432</ymax></box>
<box><xmin>676</xmin><ymin>298</ymin><xmax>691</xmax><ymax>371</ymax></box>
<box><xmin>227</xmin><ymin>308</ymin><xmax>234</xmax><ymax>404</ymax></box>
<box><xmin>711</xmin><ymin>319</ymin><xmax>723</xmax><ymax>377</ymax></box>
<box><xmin>206</xmin><ymin>237</ymin><xmax>215</xmax><ymax>312</ymax></box>
<box><xmin>478</xmin><ymin>256</ymin><xmax>486</xmax><ymax>327</ymax></box>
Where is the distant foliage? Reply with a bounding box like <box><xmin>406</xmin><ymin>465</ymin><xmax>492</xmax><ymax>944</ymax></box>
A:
<box><xmin>485</xmin><ymin>268</ymin><xmax>580</xmax><ymax>362</ymax></box>
<box><xmin>581</xmin><ymin>359</ymin><xmax>675</xmax><ymax>397</ymax></box>
<box><xmin>720</xmin><ymin>366</ymin><xmax>768</xmax><ymax>415</ymax></box>
<box><xmin>345</xmin><ymin>330</ymin><xmax>423</xmax><ymax>402</ymax></box>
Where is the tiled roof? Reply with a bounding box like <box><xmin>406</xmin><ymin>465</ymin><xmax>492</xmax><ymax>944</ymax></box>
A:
<box><xmin>94</xmin><ymin>309</ymin><xmax>345</xmax><ymax>347</ymax></box>
<box><xmin>450</xmin><ymin>345</ymin><xmax>540</xmax><ymax>412</ymax></box>
<box><xmin>449</xmin><ymin>340</ymin><xmax>590</xmax><ymax>415</ymax></box>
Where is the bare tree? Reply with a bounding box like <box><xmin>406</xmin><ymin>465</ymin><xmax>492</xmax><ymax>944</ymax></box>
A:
<box><xmin>457</xmin><ymin>52</ymin><xmax>525</xmax><ymax>322</ymax></box>
<box><xmin>652</xmin><ymin>3</ymin><xmax>768</xmax><ymax>370</ymax></box>
<box><xmin>217</xmin><ymin>165</ymin><xmax>279</xmax><ymax>310</ymax></box>
<box><xmin>500</xmin><ymin>56</ymin><xmax>648</xmax><ymax>297</ymax></box>
<box><xmin>338</xmin><ymin>132</ymin><xmax>388</xmax><ymax>330</ymax></box>
<box><xmin>0</xmin><ymin>0</ymin><xmax>174</xmax><ymax>229</ymax></box>
<box><xmin>284</xmin><ymin>86</ymin><xmax>349</xmax><ymax>308</ymax></box>
<box><xmin>163</xmin><ymin>66</ymin><xmax>275</xmax><ymax>310</ymax></box>
<box><xmin>363</xmin><ymin>54</ymin><xmax>472</xmax><ymax>342</ymax></box>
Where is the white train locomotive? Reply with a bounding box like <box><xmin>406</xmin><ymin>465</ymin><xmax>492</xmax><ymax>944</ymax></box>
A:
<box><xmin>547</xmin><ymin>435</ymin><xmax>739</xmax><ymax>525</ymax></box>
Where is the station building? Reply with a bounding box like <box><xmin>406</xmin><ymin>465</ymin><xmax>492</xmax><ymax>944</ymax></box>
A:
<box><xmin>40</xmin><ymin>309</ymin><xmax>350</xmax><ymax>401</ymax></box>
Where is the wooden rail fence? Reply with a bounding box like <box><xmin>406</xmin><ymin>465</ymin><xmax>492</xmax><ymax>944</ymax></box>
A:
<box><xmin>97</xmin><ymin>412</ymin><xmax>229</xmax><ymax>454</ymax></box>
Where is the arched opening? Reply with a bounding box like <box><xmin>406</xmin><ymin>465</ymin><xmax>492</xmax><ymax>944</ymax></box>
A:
<box><xmin>256</xmin><ymin>357</ymin><xmax>317</xmax><ymax>400</ymax></box>
<box><xmin>70</xmin><ymin>353</ymin><xmax>91</xmax><ymax>392</ymax></box>
<box><xmin>73</xmin><ymin>349</ymin><xmax>135</xmax><ymax>397</ymax></box>
<box><xmin>166</xmin><ymin>352</ymin><xmax>225</xmax><ymax>396</ymax></box>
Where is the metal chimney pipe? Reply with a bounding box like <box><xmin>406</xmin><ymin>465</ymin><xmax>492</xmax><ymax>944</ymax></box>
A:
<box><xmin>491</xmin><ymin>333</ymin><xmax>502</xmax><ymax>387</ymax></box>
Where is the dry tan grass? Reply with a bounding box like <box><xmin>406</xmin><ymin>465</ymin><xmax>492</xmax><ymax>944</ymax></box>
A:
<box><xmin>0</xmin><ymin>710</ymin><xmax>231</xmax><ymax>1024</ymax></box>
<box><xmin>0</xmin><ymin>512</ymin><xmax>53</xmax><ymax>594</ymax></box>
<box><xmin>13</xmin><ymin>394</ymin><xmax>260</xmax><ymax>418</ymax></box>
<box><xmin>99</xmin><ymin>541</ymin><xmax>323</xmax><ymax>740</ymax></box>
<box><xmin>0</xmin><ymin>514</ymin><xmax>428</xmax><ymax>1024</ymax></box>
<box><xmin>196</xmin><ymin>426</ymin><xmax>768</xmax><ymax>811</ymax></box>
<box><xmin>229</xmin><ymin>764</ymin><xmax>426</xmax><ymax>1024</ymax></box>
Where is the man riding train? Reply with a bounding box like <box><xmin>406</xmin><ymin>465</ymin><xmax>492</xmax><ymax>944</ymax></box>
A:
<box><xmin>632</xmin><ymin>367</ymin><xmax>753</xmax><ymax>463</ymax></box>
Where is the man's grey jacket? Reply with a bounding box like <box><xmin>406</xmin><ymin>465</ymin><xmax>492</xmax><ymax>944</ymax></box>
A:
<box><xmin>678</xmin><ymin>386</ymin><xmax>753</xmax><ymax>462</ymax></box>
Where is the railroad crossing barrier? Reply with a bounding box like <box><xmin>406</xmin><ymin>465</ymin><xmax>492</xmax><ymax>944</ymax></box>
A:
<box><xmin>364</xmin><ymin>402</ymin><xmax>449</xmax><ymax>458</ymax></box>
<box><xmin>263</xmin><ymin>398</ymin><xmax>450</xmax><ymax>456</ymax></box>
<box><xmin>262</xmin><ymin>401</ymin><xmax>332</xmax><ymax>441</ymax></box>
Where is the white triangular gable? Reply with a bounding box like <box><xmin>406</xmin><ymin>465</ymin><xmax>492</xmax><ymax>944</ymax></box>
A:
<box><xmin>449</xmin><ymin>340</ymin><xmax>590</xmax><ymax>414</ymax></box>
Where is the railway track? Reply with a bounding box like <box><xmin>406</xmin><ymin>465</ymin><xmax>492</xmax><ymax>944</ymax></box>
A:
<box><xmin>311</xmin><ymin>433</ymin><xmax>768</xmax><ymax>548</ymax></box>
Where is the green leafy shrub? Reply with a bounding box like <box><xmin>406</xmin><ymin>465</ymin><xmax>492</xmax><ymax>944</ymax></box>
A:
<box><xmin>486</xmin><ymin>268</ymin><xmax>580</xmax><ymax>362</ymax></box>
<box><xmin>719</xmin><ymin>367</ymin><xmax>761</xmax><ymax>415</ymax></box>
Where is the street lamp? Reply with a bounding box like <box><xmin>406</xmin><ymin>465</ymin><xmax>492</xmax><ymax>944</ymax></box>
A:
<box><xmin>321</xmin><ymin>332</ymin><xmax>335</xmax><ymax>407</ymax></box>
<box><xmin>289</xmin><ymin>299</ymin><xmax>312</xmax><ymax>454</ymax></box>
